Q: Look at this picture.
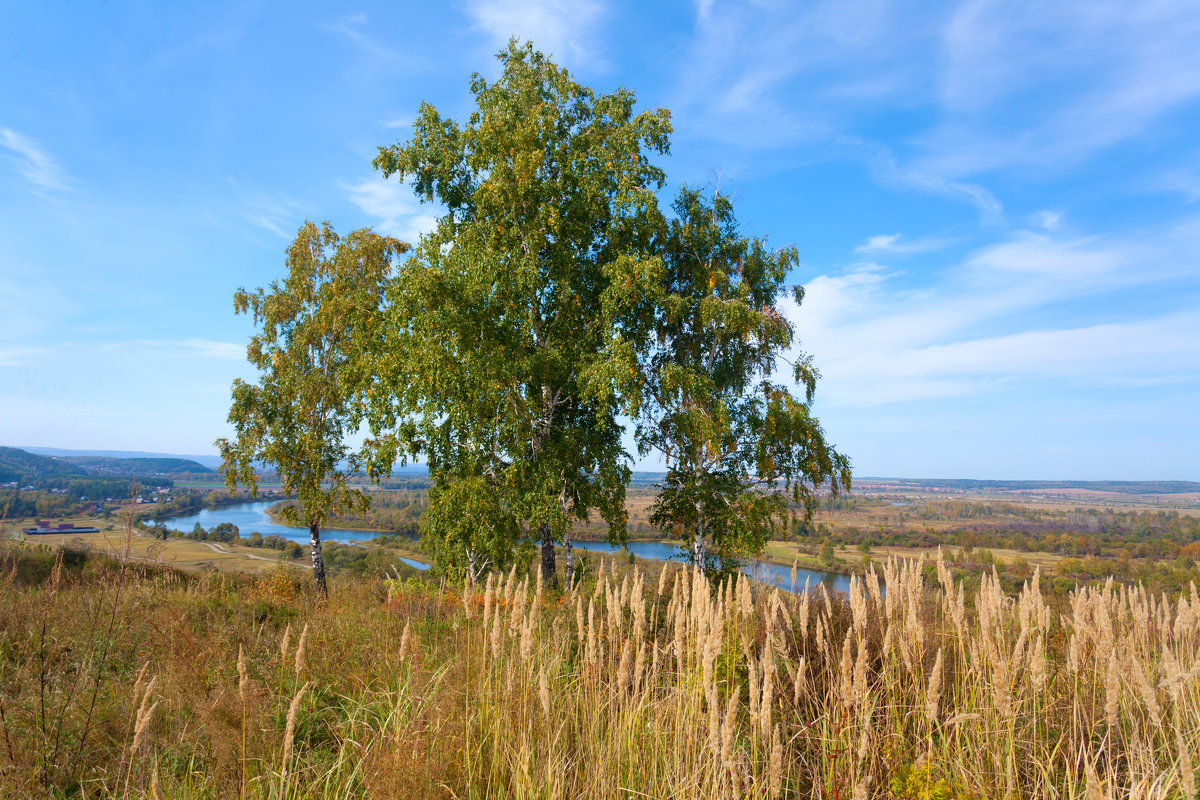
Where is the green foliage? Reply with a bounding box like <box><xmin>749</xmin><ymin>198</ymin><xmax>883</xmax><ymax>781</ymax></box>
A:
<box><xmin>217</xmin><ymin>221</ymin><xmax>408</xmax><ymax>593</ymax></box>
<box><xmin>0</xmin><ymin>447</ymin><xmax>167</xmax><ymax>499</ymax></box>
<box><xmin>0</xmin><ymin>445</ymin><xmax>87</xmax><ymax>483</ymax></box>
<box><xmin>216</xmin><ymin>41</ymin><xmax>849</xmax><ymax>587</ymax></box>
<box><xmin>420</xmin><ymin>473</ymin><xmax>518</xmax><ymax>582</ymax></box>
<box><xmin>365</xmin><ymin>40</ymin><xmax>671</xmax><ymax>585</ymax></box>
<box><xmin>636</xmin><ymin>187</ymin><xmax>850</xmax><ymax>571</ymax></box>
<box><xmin>59</xmin><ymin>456</ymin><xmax>213</xmax><ymax>475</ymax></box>
<box><xmin>890</xmin><ymin>761</ymin><xmax>980</xmax><ymax>800</ymax></box>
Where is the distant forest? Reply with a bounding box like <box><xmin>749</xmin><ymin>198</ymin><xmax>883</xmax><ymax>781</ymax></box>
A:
<box><xmin>0</xmin><ymin>446</ymin><xmax>209</xmax><ymax>488</ymax></box>
<box><xmin>59</xmin><ymin>455</ymin><xmax>214</xmax><ymax>476</ymax></box>
<box><xmin>0</xmin><ymin>447</ymin><xmax>217</xmax><ymax>511</ymax></box>
<box><xmin>866</xmin><ymin>478</ymin><xmax>1200</xmax><ymax>495</ymax></box>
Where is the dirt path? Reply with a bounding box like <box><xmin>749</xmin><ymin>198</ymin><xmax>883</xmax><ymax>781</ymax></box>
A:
<box><xmin>198</xmin><ymin>541</ymin><xmax>277</xmax><ymax>561</ymax></box>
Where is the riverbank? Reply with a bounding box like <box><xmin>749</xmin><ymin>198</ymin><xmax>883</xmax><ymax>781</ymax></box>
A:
<box><xmin>264</xmin><ymin>500</ymin><xmax>411</xmax><ymax>535</ymax></box>
<box><xmin>575</xmin><ymin>535</ymin><xmax>863</xmax><ymax>579</ymax></box>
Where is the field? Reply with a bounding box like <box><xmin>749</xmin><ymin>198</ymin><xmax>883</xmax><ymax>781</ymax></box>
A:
<box><xmin>1</xmin><ymin>530</ymin><xmax>1197</xmax><ymax>799</ymax></box>
<box><xmin>8</xmin><ymin>476</ymin><xmax>1199</xmax><ymax>593</ymax></box>
<box><xmin>0</xmin><ymin>510</ymin><xmax>423</xmax><ymax>577</ymax></box>
<box><xmin>23</xmin><ymin>530</ymin><xmax>285</xmax><ymax>574</ymax></box>
<box><xmin>2</xmin><ymin>511</ymin><xmax>289</xmax><ymax>574</ymax></box>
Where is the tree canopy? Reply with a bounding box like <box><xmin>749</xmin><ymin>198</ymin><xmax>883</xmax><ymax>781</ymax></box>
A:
<box><xmin>635</xmin><ymin>186</ymin><xmax>852</xmax><ymax>572</ymax></box>
<box><xmin>217</xmin><ymin>221</ymin><xmax>408</xmax><ymax>594</ymax></box>
<box><xmin>222</xmin><ymin>41</ymin><xmax>849</xmax><ymax>587</ymax></box>
<box><xmin>364</xmin><ymin>40</ymin><xmax>671</xmax><ymax>586</ymax></box>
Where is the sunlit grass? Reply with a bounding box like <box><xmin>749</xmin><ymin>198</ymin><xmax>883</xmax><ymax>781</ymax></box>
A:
<box><xmin>1</xmin><ymin>525</ymin><xmax>1197</xmax><ymax>799</ymax></box>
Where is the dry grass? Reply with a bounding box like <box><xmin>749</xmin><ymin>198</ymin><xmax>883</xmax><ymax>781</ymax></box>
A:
<box><xmin>0</xmin><ymin>525</ymin><xmax>1197</xmax><ymax>799</ymax></box>
<box><xmin>762</xmin><ymin>540</ymin><xmax>1069</xmax><ymax>572</ymax></box>
<box><xmin>11</xmin><ymin>526</ymin><xmax>285</xmax><ymax>574</ymax></box>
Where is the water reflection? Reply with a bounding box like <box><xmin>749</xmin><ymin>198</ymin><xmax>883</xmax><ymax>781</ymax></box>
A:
<box><xmin>157</xmin><ymin>503</ymin><xmax>849</xmax><ymax>591</ymax></box>
<box><xmin>571</xmin><ymin>540</ymin><xmax>850</xmax><ymax>594</ymax></box>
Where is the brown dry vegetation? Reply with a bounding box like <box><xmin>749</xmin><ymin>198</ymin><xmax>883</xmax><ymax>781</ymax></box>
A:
<box><xmin>2</xmin><ymin>523</ymin><xmax>1199</xmax><ymax>800</ymax></box>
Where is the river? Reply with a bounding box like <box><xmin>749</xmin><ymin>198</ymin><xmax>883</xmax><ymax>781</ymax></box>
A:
<box><xmin>157</xmin><ymin>500</ymin><xmax>385</xmax><ymax>544</ymax></box>
<box><xmin>157</xmin><ymin>501</ymin><xmax>849</xmax><ymax>591</ymax></box>
<box><xmin>569</xmin><ymin>540</ymin><xmax>851</xmax><ymax>594</ymax></box>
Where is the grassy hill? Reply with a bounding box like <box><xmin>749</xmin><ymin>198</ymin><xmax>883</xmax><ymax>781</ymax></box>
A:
<box><xmin>0</xmin><ymin>446</ymin><xmax>189</xmax><ymax>498</ymax></box>
<box><xmin>1</xmin><ymin>540</ymin><xmax>1196</xmax><ymax>799</ymax></box>
<box><xmin>0</xmin><ymin>445</ymin><xmax>86</xmax><ymax>483</ymax></box>
<box><xmin>863</xmin><ymin>477</ymin><xmax>1200</xmax><ymax>495</ymax></box>
<box><xmin>61</xmin><ymin>455</ymin><xmax>215</xmax><ymax>476</ymax></box>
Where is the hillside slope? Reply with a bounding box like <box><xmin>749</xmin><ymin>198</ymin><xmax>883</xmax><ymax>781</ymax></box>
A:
<box><xmin>61</xmin><ymin>455</ymin><xmax>214</xmax><ymax>475</ymax></box>
<box><xmin>0</xmin><ymin>446</ymin><xmax>86</xmax><ymax>483</ymax></box>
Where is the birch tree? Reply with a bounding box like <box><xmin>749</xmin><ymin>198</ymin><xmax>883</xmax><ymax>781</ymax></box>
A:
<box><xmin>217</xmin><ymin>222</ymin><xmax>407</xmax><ymax>595</ymax></box>
<box><xmin>365</xmin><ymin>40</ymin><xmax>669</xmax><ymax>587</ymax></box>
<box><xmin>636</xmin><ymin>187</ymin><xmax>851</xmax><ymax>574</ymax></box>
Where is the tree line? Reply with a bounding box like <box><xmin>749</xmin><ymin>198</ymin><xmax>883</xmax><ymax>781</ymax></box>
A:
<box><xmin>218</xmin><ymin>41</ymin><xmax>850</xmax><ymax>595</ymax></box>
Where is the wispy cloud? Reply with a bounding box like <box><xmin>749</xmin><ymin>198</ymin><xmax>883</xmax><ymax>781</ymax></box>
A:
<box><xmin>855</xmin><ymin>233</ymin><xmax>954</xmax><ymax>255</ymax></box>
<box><xmin>786</xmin><ymin>219</ymin><xmax>1200</xmax><ymax>406</ymax></box>
<box><xmin>669</xmin><ymin>0</ymin><xmax>1200</xmax><ymax>213</ymax></box>
<box><xmin>228</xmin><ymin>180</ymin><xmax>309</xmax><ymax>238</ymax></box>
<box><xmin>927</xmin><ymin>0</ymin><xmax>1200</xmax><ymax>177</ymax></box>
<box><xmin>1030</xmin><ymin>210</ymin><xmax>1064</xmax><ymax>231</ymax></box>
<box><xmin>179</xmin><ymin>339</ymin><xmax>244</xmax><ymax>360</ymax></box>
<box><xmin>7</xmin><ymin>339</ymin><xmax>248</xmax><ymax>369</ymax></box>
<box><xmin>464</xmin><ymin>0</ymin><xmax>607</xmax><ymax>69</ymax></box>
<box><xmin>669</xmin><ymin>0</ymin><xmax>938</xmax><ymax>151</ymax></box>
<box><xmin>381</xmin><ymin>114</ymin><xmax>411</xmax><ymax>129</ymax></box>
<box><xmin>0</xmin><ymin>128</ymin><xmax>69</xmax><ymax>194</ymax></box>
<box><xmin>342</xmin><ymin>176</ymin><xmax>439</xmax><ymax>244</ymax></box>
<box><xmin>796</xmin><ymin>313</ymin><xmax>1200</xmax><ymax>407</ymax></box>
<box><xmin>323</xmin><ymin>12</ymin><xmax>420</xmax><ymax>70</ymax></box>
<box><xmin>136</xmin><ymin>339</ymin><xmax>246</xmax><ymax>361</ymax></box>
<box><xmin>666</xmin><ymin>5</ymin><xmax>1009</xmax><ymax>216</ymax></box>
<box><xmin>844</xmin><ymin>136</ymin><xmax>1004</xmax><ymax>221</ymax></box>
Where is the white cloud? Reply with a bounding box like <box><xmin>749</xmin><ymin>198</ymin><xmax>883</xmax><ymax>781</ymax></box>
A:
<box><xmin>928</xmin><ymin>0</ymin><xmax>1200</xmax><ymax>176</ymax></box>
<box><xmin>323</xmin><ymin>12</ymin><xmax>418</xmax><ymax>70</ymax></box>
<box><xmin>855</xmin><ymin>233</ymin><xmax>953</xmax><ymax>255</ymax></box>
<box><xmin>856</xmin><ymin>234</ymin><xmax>901</xmax><ymax>253</ymax></box>
<box><xmin>786</xmin><ymin>219</ymin><xmax>1200</xmax><ymax>407</ymax></box>
<box><xmin>134</xmin><ymin>339</ymin><xmax>246</xmax><ymax>361</ymax></box>
<box><xmin>1031</xmin><ymin>210</ymin><xmax>1063</xmax><ymax>231</ymax></box>
<box><xmin>178</xmin><ymin>339</ymin><xmax>245</xmax><ymax>360</ymax></box>
<box><xmin>845</xmin><ymin>136</ymin><xmax>1003</xmax><ymax>220</ymax></box>
<box><xmin>879</xmin><ymin>315</ymin><xmax>1198</xmax><ymax>380</ymax></box>
<box><xmin>668</xmin><ymin>0</ymin><xmax>1200</xmax><ymax>206</ymax></box>
<box><xmin>668</xmin><ymin>0</ymin><xmax>940</xmax><ymax>152</ymax></box>
<box><xmin>0</xmin><ymin>128</ymin><xmax>69</xmax><ymax>194</ymax></box>
<box><xmin>224</xmin><ymin>178</ymin><xmax>309</xmax><ymax>238</ymax></box>
<box><xmin>246</xmin><ymin>213</ymin><xmax>290</xmax><ymax>238</ymax></box>
<box><xmin>464</xmin><ymin>0</ymin><xmax>606</xmax><ymax>69</ymax></box>
<box><xmin>341</xmin><ymin>176</ymin><xmax>439</xmax><ymax>244</ymax></box>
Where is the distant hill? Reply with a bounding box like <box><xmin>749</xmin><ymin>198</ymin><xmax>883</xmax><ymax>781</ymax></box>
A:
<box><xmin>858</xmin><ymin>477</ymin><xmax>1200</xmax><ymax>495</ymax></box>
<box><xmin>60</xmin><ymin>456</ymin><xmax>215</xmax><ymax>476</ymax></box>
<box><xmin>20</xmin><ymin>446</ymin><xmax>223</xmax><ymax>469</ymax></box>
<box><xmin>0</xmin><ymin>446</ymin><xmax>86</xmax><ymax>484</ymax></box>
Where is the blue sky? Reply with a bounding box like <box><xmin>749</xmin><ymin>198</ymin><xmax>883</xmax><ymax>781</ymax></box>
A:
<box><xmin>2</xmin><ymin>0</ymin><xmax>1198</xmax><ymax>480</ymax></box>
